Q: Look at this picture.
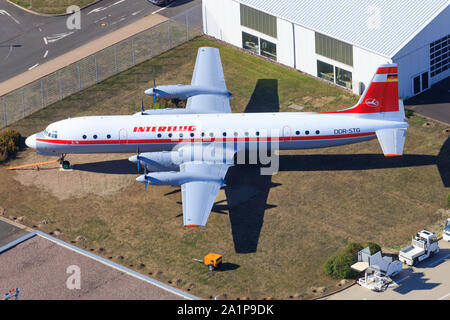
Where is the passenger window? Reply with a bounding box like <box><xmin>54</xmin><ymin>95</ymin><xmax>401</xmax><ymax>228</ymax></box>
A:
<box><xmin>82</xmin><ymin>135</ymin><xmax>87</xmax><ymax>139</ymax></box>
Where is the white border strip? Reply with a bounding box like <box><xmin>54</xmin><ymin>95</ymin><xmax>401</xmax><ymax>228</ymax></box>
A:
<box><xmin>0</xmin><ymin>230</ymin><xmax>200</xmax><ymax>300</ymax></box>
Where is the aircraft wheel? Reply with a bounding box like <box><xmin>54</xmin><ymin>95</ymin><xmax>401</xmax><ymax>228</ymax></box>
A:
<box><xmin>62</xmin><ymin>160</ymin><xmax>71</xmax><ymax>170</ymax></box>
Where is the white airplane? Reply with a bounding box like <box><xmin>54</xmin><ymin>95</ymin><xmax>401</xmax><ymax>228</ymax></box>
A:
<box><xmin>25</xmin><ymin>47</ymin><xmax>408</xmax><ymax>227</ymax></box>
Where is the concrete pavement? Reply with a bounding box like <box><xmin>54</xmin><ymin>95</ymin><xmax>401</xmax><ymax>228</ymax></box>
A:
<box><xmin>0</xmin><ymin>0</ymin><xmax>201</xmax><ymax>84</ymax></box>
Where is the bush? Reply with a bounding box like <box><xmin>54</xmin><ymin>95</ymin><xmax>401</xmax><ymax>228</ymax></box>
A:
<box><xmin>446</xmin><ymin>193</ymin><xmax>450</xmax><ymax>208</ymax></box>
<box><xmin>324</xmin><ymin>241</ymin><xmax>382</xmax><ymax>279</ymax></box>
<box><xmin>0</xmin><ymin>129</ymin><xmax>21</xmax><ymax>163</ymax></box>
<box><xmin>362</xmin><ymin>242</ymin><xmax>382</xmax><ymax>255</ymax></box>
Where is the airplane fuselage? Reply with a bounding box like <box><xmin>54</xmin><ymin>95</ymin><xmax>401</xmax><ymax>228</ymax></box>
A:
<box><xmin>28</xmin><ymin>112</ymin><xmax>407</xmax><ymax>155</ymax></box>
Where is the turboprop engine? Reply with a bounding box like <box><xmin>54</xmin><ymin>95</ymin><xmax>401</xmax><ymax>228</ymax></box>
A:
<box><xmin>128</xmin><ymin>151</ymin><xmax>179</xmax><ymax>172</ymax></box>
<box><xmin>144</xmin><ymin>84</ymin><xmax>231</xmax><ymax>100</ymax></box>
<box><xmin>136</xmin><ymin>171</ymin><xmax>226</xmax><ymax>189</ymax></box>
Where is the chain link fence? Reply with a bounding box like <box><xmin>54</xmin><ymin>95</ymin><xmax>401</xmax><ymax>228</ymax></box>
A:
<box><xmin>0</xmin><ymin>4</ymin><xmax>203</xmax><ymax>129</ymax></box>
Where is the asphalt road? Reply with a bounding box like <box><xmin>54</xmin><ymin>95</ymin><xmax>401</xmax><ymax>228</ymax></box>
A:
<box><xmin>324</xmin><ymin>239</ymin><xmax>450</xmax><ymax>300</ymax></box>
<box><xmin>0</xmin><ymin>0</ymin><xmax>201</xmax><ymax>83</ymax></box>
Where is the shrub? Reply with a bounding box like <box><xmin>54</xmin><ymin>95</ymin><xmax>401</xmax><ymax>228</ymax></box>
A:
<box><xmin>446</xmin><ymin>193</ymin><xmax>450</xmax><ymax>208</ymax></box>
<box><xmin>362</xmin><ymin>242</ymin><xmax>382</xmax><ymax>255</ymax></box>
<box><xmin>324</xmin><ymin>241</ymin><xmax>382</xmax><ymax>279</ymax></box>
<box><xmin>0</xmin><ymin>129</ymin><xmax>21</xmax><ymax>163</ymax></box>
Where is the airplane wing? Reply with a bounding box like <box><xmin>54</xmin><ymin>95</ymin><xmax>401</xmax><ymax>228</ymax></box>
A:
<box><xmin>186</xmin><ymin>47</ymin><xmax>231</xmax><ymax>114</ymax></box>
<box><xmin>180</xmin><ymin>162</ymin><xmax>231</xmax><ymax>227</ymax></box>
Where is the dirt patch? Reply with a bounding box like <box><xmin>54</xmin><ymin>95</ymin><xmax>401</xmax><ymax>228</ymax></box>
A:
<box><xmin>13</xmin><ymin>151</ymin><xmax>137</xmax><ymax>200</ymax></box>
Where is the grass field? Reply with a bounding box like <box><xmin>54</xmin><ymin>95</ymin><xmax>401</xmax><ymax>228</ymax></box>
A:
<box><xmin>11</xmin><ymin>0</ymin><xmax>98</xmax><ymax>14</ymax></box>
<box><xmin>1</xmin><ymin>36</ymin><xmax>449</xmax><ymax>299</ymax></box>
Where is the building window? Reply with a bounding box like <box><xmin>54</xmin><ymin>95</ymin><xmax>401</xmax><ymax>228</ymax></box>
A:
<box><xmin>315</xmin><ymin>33</ymin><xmax>353</xmax><ymax>67</ymax></box>
<box><xmin>242</xmin><ymin>32</ymin><xmax>277</xmax><ymax>60</ymax></box>
<box><xmin>260</xmin><ymin>39</ymin><xmax>277</xmax><ymax>60</ymax></box>
<box><xmin>242</xmin><ymin>32</ymin><xmax>259</xmax><ymax>54</ymax></box>
<box><xmin>240</xmin><ymin>4</ymin><xmax>277</xmax><ymax>38</ymax></box>
<box><xmin>317</xmin><ymin>60</ymin><xmax>352</xmax><ymax>90</ymax></box>
<box><xmin>430</xmin><ymin>34</ymin><xmax>449</xmax><ymax>77</ymax></box>
<box><xmin>317</xmin><ymin>60</ymin><xmax>334</xmax><ymax>83</ymax></box>
<box><xmin>336</xmin><ymin>67</ymin><xmax>353</xmax><ymax>90</ymax></box>
<box><xmin>413</xmin><ymin>72</ymin><xmax>429</xmax><ymax>95</ymax></box>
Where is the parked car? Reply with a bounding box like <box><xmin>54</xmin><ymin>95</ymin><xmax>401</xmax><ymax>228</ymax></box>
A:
<box><xmin>444</xmin><ymin>218</ymin><xmax>450</xmax><ymax>242</ymax></box>
<box><xmin>148</xmin><ymin>0</ymin><xmax>175</xmax><ymax>6</ymax></box>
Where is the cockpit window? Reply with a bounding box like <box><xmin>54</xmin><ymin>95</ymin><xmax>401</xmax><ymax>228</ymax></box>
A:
<box><xmin>43</xmin><ymin>128</ymin><xmax>57</xmax><ymax>138</ymax></box>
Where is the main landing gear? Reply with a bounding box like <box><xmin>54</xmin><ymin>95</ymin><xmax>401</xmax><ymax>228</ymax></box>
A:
<box><xmin>59</xmin><ymin>154</ymin><xmax>70</xmax><ymax>170</ymax></box>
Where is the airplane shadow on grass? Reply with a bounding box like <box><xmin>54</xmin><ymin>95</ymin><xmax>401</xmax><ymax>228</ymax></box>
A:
<box><xmin>73</xmin><ymin>79</ymin><xmax>450</xmax><ymax>254</ymax></box>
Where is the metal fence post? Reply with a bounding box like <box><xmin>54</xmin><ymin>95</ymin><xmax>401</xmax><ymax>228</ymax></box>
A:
<box><xmin>77</xmin><ymin>63</ymin><xmax>82</xmax><ymax>90</ymax></box>
<box><xmin>2</xmin><ymin>97</ymin><xmax>6</xmax><ymax>127</ymax></box>
<box><xmin>132</xmin><ymin>38</ymin><xmax>135</xmax><ymax>66</ymax></box>
<box><xmin>94</xmin><ymin>54</ymin><xmax>98</xmax><ymax>83</ymax></box>
<box><xmin>58</xmin><ymin>70</ymin><xmax>63</xmax><ymax>99</ymax></box>
<box><xmin>168</xmin><ymin>20</ymin><xmax>171</xmax><ymax>49</ymax></box>
<box><xmin>150</xmin><ymin>28</ymin><xmax>153</xmax><ymax>58</ymax></box>
<box><xmin>114</xmin><ymin>45</ymin><xmax>118</xmax><ymax>73</ymax></box>
<box><xmin>186</xmin><ymin>14</ymin><xmax>189</xmax><ymax>41</ymax></box>
<box><xmin>41</xmin><ymin>79</ymin><xmax>45</xmax><ymax>108</ymax></box>
<box><xmin>22</xmin><ymin>88</ymin><xmax>25</xmax><ymax>118</ymax></box>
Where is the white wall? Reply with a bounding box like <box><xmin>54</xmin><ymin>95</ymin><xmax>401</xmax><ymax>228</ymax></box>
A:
<box><xmin>393</xmin><ymin>6</ymin><xmax>450</xmax><ymax>98</ymax></box>
<box><xmin>353</xmin><ymin>47</ymin><xmax>391</xmax><ymax>95</ymax></box>
<box><xmin>276</xmin><ymin>19</ymin><xmax>294</xmax><ymax>68</ymax></box>
<box><xmin>203</xmin><ymin>0</ymin><xmax>241</xmax><ymax>47</ymax></box>
<box><xmin>294</xmin><ymin>25</ymin><xmax>316</xmax><ymax>77</ymax></box>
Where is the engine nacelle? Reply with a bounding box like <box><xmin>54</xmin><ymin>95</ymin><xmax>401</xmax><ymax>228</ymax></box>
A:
<box><xmin>128</xmin><ymin>151</ymin><xmax>179</xmax><ymax>172</ymax></box>
<box><xmin>136</xmin><ymin>171</ymin><xmax>225</xmax><ymax>187</ymax></box>
<box><xmin>144</xmin><ymin>84</ymin><xmax>231</xmax><ymax>100</ymax></box>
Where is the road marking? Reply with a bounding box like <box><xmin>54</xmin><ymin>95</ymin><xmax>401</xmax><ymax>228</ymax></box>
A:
<box><xmin>46</xmin><ymin>32</ymin><xmax>75</xmax><ymax>44</ymax></box>
<box><xmin>438</xmin><ymin>293</ymin><xmax>450</xmax><ymax>300</ymax></box>
<box><xmin>43</xmin><ymin>37</ymin><xmax>48</xmax><ymax>45</ymax></box>
<box><xmin>132</xmin><ymin>9</ymin><xmax>143</xmax><ymax>16</ymax></box>
<box><xmin>0</xmin><ymin>10</ymin><xmax>20</xmax><ymax>24</ymax></box>
<box><xmin>152</xmin><ymin>3</ymin><xmax>173</xmax><ymax>15</ymax></box>
<box><xmin>427</xmin><ymin>254</ymin><xmax>450</xmax><ymax>267</ymax></box>
<box><xmin>87</xmin><ymin>0</ymin><xmax>126</xmax><ymax>15</ymax></box>
<box><xmin>28</xmin><ymin>63</ymin><xmax>39</xmax><ymax>70</ymax></box>
<box><xmin>43</xmin><ymin>50</ymin><xmax>49</xmax><ymax>58</ymax></box>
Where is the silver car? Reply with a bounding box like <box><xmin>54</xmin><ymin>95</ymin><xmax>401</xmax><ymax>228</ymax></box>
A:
<box><xmin>148</xmin><ymin>0</ymin><xmax>175</xmax><ymax>6</ymax></box>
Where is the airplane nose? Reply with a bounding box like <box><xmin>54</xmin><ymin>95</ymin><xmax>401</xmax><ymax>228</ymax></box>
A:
<box><xmin>128</xmin><ymin>155</ymin><xmax>138</xmax><ymax>163</ymax></box>
<box><xmin>25</xmin><ymin>134</ymin><xmax>37</xmax><ymax>149</ymax></box>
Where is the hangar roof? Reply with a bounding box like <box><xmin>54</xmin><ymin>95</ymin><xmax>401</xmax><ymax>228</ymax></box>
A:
<box><xmin>237</xmin><ymin>0</ymin><xmax>449</xmax><ymax>57</ymax></box>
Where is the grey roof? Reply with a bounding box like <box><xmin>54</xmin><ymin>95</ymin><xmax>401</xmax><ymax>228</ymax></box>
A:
<box><xmin>238</xmin><ymin>0</ymin><xmax>449</xmax><ymax>57</ymax></box>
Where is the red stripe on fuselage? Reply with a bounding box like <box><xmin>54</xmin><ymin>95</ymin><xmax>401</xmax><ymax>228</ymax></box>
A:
<box><xmin>36</xmin><ymin>132</ymin><xmax>376</xmax><ymax>146</ymax></box>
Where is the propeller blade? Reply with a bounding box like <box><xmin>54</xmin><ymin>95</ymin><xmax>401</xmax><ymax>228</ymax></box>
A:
<box><xmin>141</xmin><ymin>99</ymin><xmax>144</xmax><ymax>115</ymax></box>
<box><xmin>136</xmin><ymin>146</ymin><xmax>140</xmax><ymax>173</ymax></box>
<box><xmin>153</xmin><ymin>79</ymin><xmax>156</xmax><ymax>104</ymax></box>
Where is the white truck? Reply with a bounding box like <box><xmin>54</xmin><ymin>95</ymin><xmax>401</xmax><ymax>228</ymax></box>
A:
<box><xmin>444</xmin><ymin>219</ymin><xmax>450</xmax><ymax>242</ymax></box>
<box><xmin>398</xmin><ymin>230</ymin><xmax>439</xmax><ymax>266</ymax></box>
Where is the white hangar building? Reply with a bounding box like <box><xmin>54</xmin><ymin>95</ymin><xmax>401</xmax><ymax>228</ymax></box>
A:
<box><xmin>202</xmin><ymin>0</ymin><xmax>450</xmax><ymax>99</ymax></box>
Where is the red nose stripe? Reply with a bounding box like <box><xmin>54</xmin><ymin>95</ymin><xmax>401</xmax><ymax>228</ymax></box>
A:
<box><xmin>377</xmin><ymin>66</ymin><xmax>398</xmax><ymax>74</ymax></box>
<box><xmin>185</xmin><ymin>224</ymin><xmax>199</xmax><ymax>228</ymax></box>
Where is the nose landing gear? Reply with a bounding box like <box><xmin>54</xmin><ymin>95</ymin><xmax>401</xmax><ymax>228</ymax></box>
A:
<box><xmin>59</xmin><ymin>154</ymin><xmax>71</xmax><ymax>170</ymax></box>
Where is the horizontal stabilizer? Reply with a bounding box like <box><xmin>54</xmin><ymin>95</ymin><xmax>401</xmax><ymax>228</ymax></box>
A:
<box><xmin>376</xmin><ymin>128</ymin><xmax>407</xmax><ymax>157</ymax></box>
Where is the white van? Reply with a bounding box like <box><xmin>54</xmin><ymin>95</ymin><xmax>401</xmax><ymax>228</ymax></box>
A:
<box><xmin>444</xmin><ymin>218</ymin><xmax>450</xmax><ymax>242</ymax></box>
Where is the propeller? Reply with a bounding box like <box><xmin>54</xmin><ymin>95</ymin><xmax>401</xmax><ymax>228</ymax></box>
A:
<box><xmin>144</xmin><ymin>166</ymin><xmax>149</xmax><ymax>191</ymax></box>
<box><xmin>153</xmin><ymin>79</ymin><xmax>156</xmax><ymax>104</ymax></box>
<box><xmin>141</xmin><ymin>99</ymin><xmax>144</xmax><ymax>115</ymax></box>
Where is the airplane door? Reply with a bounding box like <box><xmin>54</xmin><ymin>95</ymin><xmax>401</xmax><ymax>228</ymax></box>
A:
<box><xmin>119</xmin><ymin>128</ymin><xmax>128</xmax><ymax>145</ymax></box>
<box><xmin>282</xmin><ymin>125</ymin><xmax>292</xmax><ymax>141</ymax></box>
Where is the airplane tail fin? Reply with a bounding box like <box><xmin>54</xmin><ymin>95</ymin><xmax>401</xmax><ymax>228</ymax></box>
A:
<box><xmin>336</xmin><ymin>64</ymin><xmax>404</xmax><ymax>121</ymax></box>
